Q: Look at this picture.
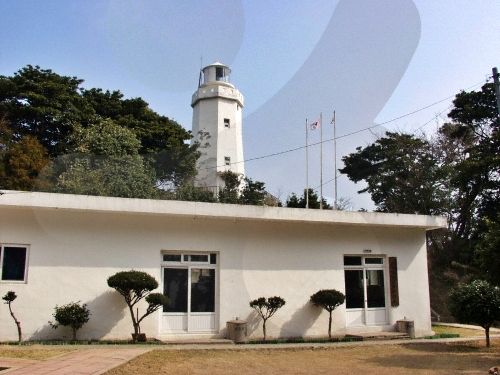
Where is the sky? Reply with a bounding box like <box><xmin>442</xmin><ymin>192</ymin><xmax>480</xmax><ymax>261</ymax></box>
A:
<box><xmin>1</xmin><ymin>1</ymin><xmax>499</xmax><ymax>209</ymax></box>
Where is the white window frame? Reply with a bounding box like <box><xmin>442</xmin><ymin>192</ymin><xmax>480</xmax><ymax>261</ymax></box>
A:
<box><xmin>224</xmin><ymin>156</ymin><xmax>231</xmax><ymax>166</ymax></box>
<box><xmin>223</xmin><ymin>118</ymin><xmax>230</xmax><ymax>128</ymax></box>
<box><xmin>0</xmin><ymin>244</ymin><xmax>30</xmax><ymax>283</ymax></box>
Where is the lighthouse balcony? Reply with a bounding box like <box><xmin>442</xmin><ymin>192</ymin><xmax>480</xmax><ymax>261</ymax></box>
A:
<box><xmin>191</xmin><ymin>85</ymin><xmax>244</xmax><ymax>108</ymax></box>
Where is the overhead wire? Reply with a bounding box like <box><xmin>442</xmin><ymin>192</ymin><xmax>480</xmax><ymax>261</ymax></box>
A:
<box><xmin>201</xmin><ymin>76</ymin><xmax>491</xmax><ymax>172</ymax></box>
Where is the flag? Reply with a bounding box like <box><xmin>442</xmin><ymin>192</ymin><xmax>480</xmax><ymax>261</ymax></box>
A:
<box><xmin>310</xmin><ymin>119</ymin><xmax>320</xmax><ymax>130</ymax></box>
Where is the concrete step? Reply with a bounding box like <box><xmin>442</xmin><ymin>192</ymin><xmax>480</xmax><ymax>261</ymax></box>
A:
<box><xmin>161</xmin><ymin>338</ymin><xmax>234</xmax><ymax>345</ymax></box>
<box><xmin>346</xmin><ymin>332</ymin><xmax>410</xmax><ymax>341</ymax></box>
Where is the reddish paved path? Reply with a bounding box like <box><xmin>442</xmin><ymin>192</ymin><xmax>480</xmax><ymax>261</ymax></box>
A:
<box><xmin>0</xmin><ymin>348</ymin><xmax>150</xmax><ymax>375</ymax></box>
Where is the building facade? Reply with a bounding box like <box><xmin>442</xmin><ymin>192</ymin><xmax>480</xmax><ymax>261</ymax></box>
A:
<box><xmin>0</xmin><ymin>191</ymin><xmax>446</xmax><ymax>341</ymax></box>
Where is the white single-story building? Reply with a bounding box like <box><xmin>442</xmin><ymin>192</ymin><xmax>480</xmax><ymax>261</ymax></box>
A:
<box><xmin>0</xmin><ymin>190</ymin><xmax>446</xmax><ymax>341</ymax></box>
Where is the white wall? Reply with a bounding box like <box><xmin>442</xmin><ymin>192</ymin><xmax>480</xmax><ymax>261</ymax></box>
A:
<box><xmin>0</xmin><ymin>206</ymin><xmax>432</xmax><ymax>341</ymax></box>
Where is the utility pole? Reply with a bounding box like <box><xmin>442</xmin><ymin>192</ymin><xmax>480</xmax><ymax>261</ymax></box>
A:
<box><xmin>493</xmin><ymin>67</ymin><xmax>500</xmax><ymax>116</ymax></box>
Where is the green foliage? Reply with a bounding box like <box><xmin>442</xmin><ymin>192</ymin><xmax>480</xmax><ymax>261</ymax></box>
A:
<box><xmin>240</xmin><ymin>178</ymin><xmax>267</xmax><ymax>205</ymax></box>
<box><xmin>310</xmin><ymin>289</ymin><xmax>345</xmax><ymax>338</ymax></box>
<box><xmin>218</xmin><ymin>171</ymin><xmax>241</xmax><ymax>204</ymax></box>
<box><xmin>0</xmin><ymin>65</ymin><xmax>91</xmax><ymax>156</ymax></box>
<box><xmin>51</xmin><ymin>119</ymin><xmax>158</xmax><ymax>198</ymax></box>
<box><xmin>171</xmin><ymin>183</ymin><xmax>217</xmax><ymax>203</ymax></box>
<box><xmin>2</xmin><ymin>291</ymin><xmax>17</xmax><ymax>303</ymax></box>
<box><xmin>50</xmin><ymin>302</ymin><xmax>90</xmax><ymax>341</ymax></box>
<box><xmin>218</xmin><ymin>171</ymin><xmax>268</xmax><ymax>206</ymax></box>
<box><xmin>286</xmin><ymin>188</ymin><xmax>331</xmax><ymax>209</ymax></box>
<box><xmin>107</xmin><ymin>270</ymin><xmax>159</xmax><ymax>296</ymax></box>
<box><xmin>249</xmin><ymin>296</ymin><xmax>286</xmax><ymax>341</ymax></box>
<box><xmin>310</xmin><ymin>289</ymin><xmax>345</xmax><ymax>312</ymax></box>
<box><xmin>0</xmin><ymin>65</ymin><xmax>199</xmax><ymax>191</ymax></box>
<box><xmin>473</xmin><ymin>216</ymin><xmax>500</xmax><ymax>285</ymax></box>
<box><xmin>340</xmin><ymin>132</ymin><xmax>445</xmax><ymax>215</ymax></box>
<box><xmin>107</xmin><ymin>270</ymin><xmax>167</xmax><ymax>341</ymax></box>
<box><xmin>448</xmin><ymin>280</ymin><xmax>500</xmax><ymax>347</ymax></box>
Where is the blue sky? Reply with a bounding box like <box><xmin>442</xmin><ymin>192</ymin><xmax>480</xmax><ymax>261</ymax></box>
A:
<box><xmin>1</xmin><ymin>1</ymin><xmax>499</xmax><ymax>209</ymax></box>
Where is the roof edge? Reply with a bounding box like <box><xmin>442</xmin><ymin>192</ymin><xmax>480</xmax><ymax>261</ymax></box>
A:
<box><xmin>0</xmin><ymin>190</ymin><xmax>447</xmax><ymax>230</ymax></box>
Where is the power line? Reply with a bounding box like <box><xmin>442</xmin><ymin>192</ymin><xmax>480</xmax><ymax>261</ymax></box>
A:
<box><xmin>201</xmin><ymin>76</ymin><xmax>491</xmax><ymax>172</ymax></box>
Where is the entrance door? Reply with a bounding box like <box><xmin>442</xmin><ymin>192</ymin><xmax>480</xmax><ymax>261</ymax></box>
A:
<box><xmin>344</xmin><ymin>256</ymin><xmax>387</xmax><ymax>327</ymax></box>
<box><xmin>161</xmin><ymin>253</ymin><xmax>217</xmax><ymax>334</ymax></box>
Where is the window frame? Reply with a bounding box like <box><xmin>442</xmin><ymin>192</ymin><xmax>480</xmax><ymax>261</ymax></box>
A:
<box><xmin>223</xmin><ymin>118</ymin><xmax>230</xmax><ymax>128</ymax></box>
<box><xmin>0</xmin><ymin>244</ymin><xmax>30</xmax><ymax>283</ymax></box>
<box><xmin>224</xmin><ymin>156</ymin><xmax>231</xmax><ymax>166</ymax></box>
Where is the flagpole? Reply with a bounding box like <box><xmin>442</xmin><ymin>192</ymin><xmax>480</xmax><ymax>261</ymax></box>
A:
<box><xmin>320</xmin><ymin>112</ymin><xmax>323</xmax><ymax>209</ymax></box>
<box><xmin>333</xmin><ymin>110</ymin><xmax>337</xmax><ymax>210</ymax></box>
<box><xmin>305</xmin><ymin>118</ymin><xmax>309</xmax><ymax>209</ymax></box>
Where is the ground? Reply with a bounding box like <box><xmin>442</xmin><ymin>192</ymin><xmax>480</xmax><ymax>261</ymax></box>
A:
<box><xmin>0</xmin><ymin>345</ymin><xmax>73</xmax><ymax>360</ymax></box>
<box><xmin>105</xmin><ymin>340</ymin><xmax>500</xmax><ymax>375</ymax></box>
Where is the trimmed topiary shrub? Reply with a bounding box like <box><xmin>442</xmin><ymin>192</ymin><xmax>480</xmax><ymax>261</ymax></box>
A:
<box><xmin>310</xmin><ymin>289</ymin><xmax>345</xmax><ymax>339</ymax></box>
<box><xmin>2</xmin><ymin>291</ymin><xmax>22</xmax><ymax>343</ymax></box>
<box><xmin>107</xmin><ymin>270</ymin><xmax>168</xmax><ymax>342</ymax></box>
<box><xmin>449</xmin><ymin>279</ymin><xmax>500</xmax><ymax>347</ymax></box>
<box><xmin>249</xmin><ymin>296</ymin><xmax>286</xmax><ymax>341</ymax></box>
<box><xmin>50</xmin><ymin>301</ymin><xmax>90</xmax><ymax>341</ymax></box>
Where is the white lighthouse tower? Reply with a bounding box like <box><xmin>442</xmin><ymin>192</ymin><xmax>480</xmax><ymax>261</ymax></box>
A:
<box><xmin>191</xmin><ymin>62</ymin><xmax>245</xmax><ymax>191</ymax></box>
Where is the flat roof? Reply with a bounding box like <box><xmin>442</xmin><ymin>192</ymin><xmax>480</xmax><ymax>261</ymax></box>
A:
<box><xmin>0</xmin><ymin>190</ymin><xmax>447</xmax><ymax>230</ymax></box>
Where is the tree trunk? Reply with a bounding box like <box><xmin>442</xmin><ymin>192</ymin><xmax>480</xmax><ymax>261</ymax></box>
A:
<box><xmin>263</xmin><ymin>319</ymin><xmax>267</xmax><ymax>342</ymax></box>
<box><xmin>485</xmin><ymin>326</ymin><xmax>490</xmax><ymax>348</ymax></box>
<box><xmin>72</xmin><ymin>327</ymin><xmax>77</xmax><ymax>341</ymax></box>
<box><xmin>328</xmin><ymin>311</ymin><xmax>332</xmax><ymax>339</ymax></box>
<box><xmin>127</xmin><ymin>304</ymin><xmax>139</xmax><ymax>342</ymax></box>
<box><xmin>8</xmin><ymin>302</ymin><xmax>22</xmax><ymax>343</ymax></box>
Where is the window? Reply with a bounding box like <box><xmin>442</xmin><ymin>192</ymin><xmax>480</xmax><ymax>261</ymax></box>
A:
<box><xmin>163</xmin><ymin>254</ymin><xmax>182</xmax><ymax>262</ymax></box>
<box><xmin>0</xmin><ymin>245</ymin><xmax>28</xmax><ymax>282</ymax></box>
<box><xmin>224</xmin><ymin>156</ymin><xmax>231</xmax><ymax>166</ymax></box>
<box><xmin>224</xmin><ymin>118</ymin><xmax>230</xmax><ymax>128</ymax></box>
<box><xmin>365</xmin><ymin>257</ymin><xmax>383</xmax><ymax>265</ymax></box>
<box><xmin>215</xmin><ymin>67</ymin><xmax>224</xmax><ymax>81</ymax></box>
<box><xmin>344</xmin><ymin>256</ymin><xmax>362</xmax><ymax>266</ymax></box>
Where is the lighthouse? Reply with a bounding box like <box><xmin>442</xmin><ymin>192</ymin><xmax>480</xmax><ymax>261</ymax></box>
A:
<box><xmin>191</xmin><ymin>62</ymin><xmax>245</xmax><ymax>191</ymax></box>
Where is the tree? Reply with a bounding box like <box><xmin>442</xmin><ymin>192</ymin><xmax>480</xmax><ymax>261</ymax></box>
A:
<box><xmin>0</xmin><ymin>65</ymin><xmax>200</xmax><ymax>189</ymax></box>
<box><xmin>81</xmin><ymin>88</ymin><xmax>199</xmax><ymax>187</ymax></box>
<box><xmin>171</xmin><ymin>183</ymin><xmax>217</xmax><ymax>203</ymax></box>
<box><xmin>286</xmin><ymin>188</ymin><xmax>331</xmax><ymax>209</ymax></box>
<box><xmin>240</xmin><ymin>177</ymin><xmax>267</xmax><ymax>205</ymax></box>
<box><xmin>52</xmin><ymin>119</ymin><xmax>158</xmax><ymax>198</ymax></box>
<box><xmin>107</xmin><ymin>270</ymin><xmax>168</xmax><ymax>342</ymax></box>
<box><xmin>218</xmin><ymin>171</ymin><xmax>241</xmax><ymax>204</ymax></box>
<box><xmin>249</xmin><ymin>296</ymin><xmax>286</xmax><ymax>341</ymax></box>
<box><xmin>474</xmin><ymin>216</ymin><xmax>500</xmax><ymax>284</ymax></box>
<box><xmin>310</xmin><ymin>289</ymin><xmax>345</xmax><ymax>339</ymax></box>
<box><xmin>448</xmin><ymin>280</ymin><xmax>500</xmax><ymax>347</ymax></box>
<box><xmin>1</xmin><ymin>136</ymin><xmax>49</xmax><ymax>190</ymax></box>
<box><xmin>340</xmin><ymin>132</ymin><xmax>445</xmax><ymax>215</ymax></box>
<box><xmin>0</xmin><ymin>65</ymin><xmax>92</xmax><ymax>156</ymax></box>
<box><xmin>49</xmin><ymin>302</ymin><xmax>90</xmax><ymax>341</ymax></box>
<box><xmin>2</xmin><ymin>291</ymin><xmax>22</xmax><ymax>343</ymax></box>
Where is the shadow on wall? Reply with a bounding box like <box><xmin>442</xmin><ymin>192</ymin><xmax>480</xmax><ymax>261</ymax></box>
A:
<box><xmin>244</xmin><ymin>310</ymin><xmax>262</xmax><ymax>337</ymax></box>
<box><xmin>280</xmin><ymin>301</ymin><xmax>321</xmax><ymax>338</ymax></box>
<box><xmin>30</xmin><ymin>291</ymin><xmax>126</xmax><ymax>341</ymax></box>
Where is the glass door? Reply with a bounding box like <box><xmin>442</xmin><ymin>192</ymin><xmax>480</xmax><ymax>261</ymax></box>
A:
<box><xmin>344</xmin><ymin>256</ymin><xmax>387</xmax><ymax>327</ymax></box>
<box><xmin>161</xmin><ymin>253</ymin><xmax>217</xmax><ymax>334</ymax></box>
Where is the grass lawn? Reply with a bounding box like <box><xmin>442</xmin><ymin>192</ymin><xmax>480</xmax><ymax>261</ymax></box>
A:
<box><xmin>105</xmin><ymin>339</ymin><xmax>500</xmax><ymax>375</ymax></box>
<box><xmin>432</xmin><ymin>325</ymin><xmax>484</xmax><ymax>337</ymax></box>
<box><xmin>0</xmin><ymin>345</ymin><xmax>74</xmax><ymax>360</ymax></box>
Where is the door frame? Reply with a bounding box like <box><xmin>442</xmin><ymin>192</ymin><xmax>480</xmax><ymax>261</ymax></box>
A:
<box><xmin>344</xmin><ymin>255</ymin><xmax>388</xmax><ymax>327</ymax></box>
<box><xmin>160</xmin><ymin>252</ymin><xmax>219</xmax><ymax>334</ymax></box>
